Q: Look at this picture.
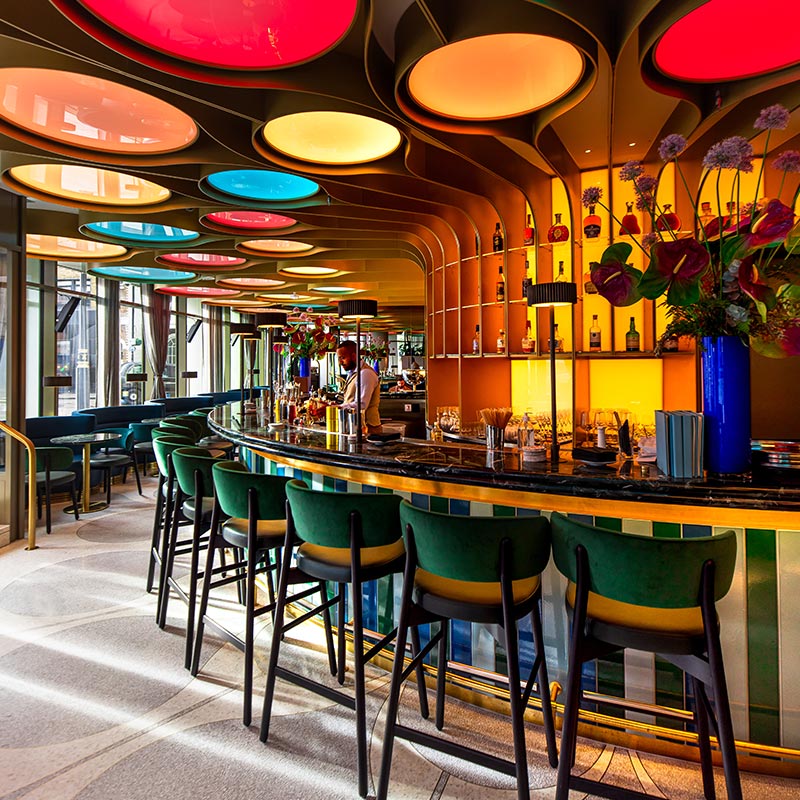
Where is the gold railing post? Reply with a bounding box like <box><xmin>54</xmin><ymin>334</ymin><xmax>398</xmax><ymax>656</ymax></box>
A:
<box><xmin>0</xmin><ymin>420</ymin><xmax>38</xmax><ymax>550</ymax></box>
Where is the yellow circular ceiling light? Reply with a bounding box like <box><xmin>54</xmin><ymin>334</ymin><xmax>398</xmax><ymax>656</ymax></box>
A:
<box><xmin>240</xmin><ymin>239</ymin><xmax>314</xmax><ymax>254</ymax></box>
<box><xmin>278</xmin><ymin>264</ymin><xmax>339</xmax><ymax>278</ymax></box>
<box><xmin>27</xmin><ymin>233</ymin><xmax>127</xmax><ymax>259</ymax></box>
<box><xmin>263</xmin><ymin>111</ymin><xmax>402</xmax><ymax>165</ymax></box>
<box><xmin>216</xmin><ymin>276</ymin><xmax>287</xmax><ymax>290</ymax></box>
<box><xmin>311</xmin><ymin>285</ymin><xmax>362</xmax><ymax>295</ymax></box>
<box><xmin>258</xmin><ymin>292</ymin><xmax>316</xmax><ymax>302</ymax></box>
<box><xmin>407</xmin><ymin>33</ymin><xmax>583</xmax><ymax>120</ymax></box>
<box><xmin>9</xmin><ymin>164</ymin><xmax>170</xmax><ymax>206</ymax></box>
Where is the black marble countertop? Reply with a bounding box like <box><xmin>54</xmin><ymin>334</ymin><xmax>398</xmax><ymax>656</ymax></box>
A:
<box><xmin>210</xmin><ymin>405</ymin><xmax>800</xmax><ymax>513</ymax></box>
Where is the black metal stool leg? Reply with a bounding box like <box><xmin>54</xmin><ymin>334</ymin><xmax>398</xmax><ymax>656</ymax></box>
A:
<box><xmin>351</xmin><ymin>576</ymin><xmax>368</xmax><ymax>797</ymax></box>
<box><xmin>434</xmin><ymin>620</ymin><xmax>447</xmax><ymax>729</ymax></box>
<box><xmin>530</xmin><ymin>598</ymin><xmax>559</xmax><ymax>767</ymax></box>
<box><xmin>501</xmin><ymin>604</ymin><xmax>530</xmax><ymax>799</ymax></box>
<box><xmin>146</xmin><ymin>475</ymin><xmax>165</xmax><ymax>593</ymax></box>
<box><xmin>692</xmin><ymin>677</ymin><xmax>716</xmax><ymax>800</ymax></box>
<box><xmin>336</xmin><ymin>582</ymin><xmax>347</xmax><ymax>685</ymax></box>
<box><xmin>190</xmin><ymin>529</ymin><xmax>219</xmax><ymax>676</ymax></box>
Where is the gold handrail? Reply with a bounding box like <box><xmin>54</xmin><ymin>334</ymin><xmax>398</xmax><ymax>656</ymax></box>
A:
<box><xmin>0</xmin><ymin>420</ymin><xmax>38</xmax><ymax>550</ymax></box>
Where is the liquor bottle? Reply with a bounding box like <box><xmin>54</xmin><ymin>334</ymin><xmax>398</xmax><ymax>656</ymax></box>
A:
<box><xmin>625</xmin><ymin>317</ymin><xmax>640</xmax><ymax>352</ymax></box>
<box><xmin>619</xmin><ymin>202</ymin><xmax>640</xmax><ymax>235</ymax></box>
<box><xmin>548</xmin><ymin>323</ymin><xmax>564</xmax><ymax>353</ymax></box>
<box><xmin>723</xmin><ymin>201</ymin><xmax>738</xmax><ymax>233</ymax></box>
<box><xmin>472</xmin><ymin>324</ymin><xmax>480</xmax><ymax>354</ymax></box>
<box><xmin>547</xmin><ymin>213</ymin><xmax>570</xmax><ymax>243</ymax></box>
<box><xmin>583</xmin><ymin>204</ymin><xmax>601</xmax><ymax>238</ymax></box>
<box><xmin>583</xmin><ymin>267</ymin><xmax>598</xmax><ymax>294</ymax></box>
<box><xmin>521</xmin><ymin>259</ymin><xmax>532</xmax><ymax>300</ymax></box>
<box><xmin>589</xmin><ymin>315</ymin><xmax>601</xmax><ymax>350</ymax></box>
<box><xmin>496</xmin><ymin>328</ymin><xmax>506</xmax><ymax>353</ymax></box>
<box><xmin>495</xmin><ymin>265</ymin><xmax>505</xmax><ymax>302</ymax></box>
<box><xmin>521</xmin><ymin>320</ymin><xmax>533</xmax><ymax>353</ymax></box>
<box><xmin>554</xmin><ymin>261</ymin><xmax>566</xmax><ymax>282</ymax></box>
<box><xmin>662</xmin><ymin>333</ymin><xmax>679</xmax><ymax>352</ymax></box>
<box><xmin>656</xmin><ymin>203</ymin><xmax>680</xmax><ymax>231</ymax></box>
<box><xmin>699</xmin><ymin>201</ymin><xmax>714</xmax><ymax>230</ymax></box>
<box><xmin>523</xmin><ymin>213</ymin><xmax>534</xmax><ymax>246</ymax></box>
<box><xmin>492</xmin><ymin>222</ymin><xmax>503</xmax><ymax>252</ymax></box>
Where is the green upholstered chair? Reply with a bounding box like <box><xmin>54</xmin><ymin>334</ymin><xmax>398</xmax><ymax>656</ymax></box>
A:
<box><xmin>159</xmin><ymin>418</ymin><xmax>202</xmax><ymax>440</ymax></box>
<box><xmin>26</xmin><ymin>446</ymin><xmax>80</xmax><ymax>533</ymax></box>
<box><xmin>377</xmin><ymin>501</ymin><xmax>558</xmax><ymax>800</ymax></box>
<box><xmin>549</xmin><ymin>512</ymin><xmax>741</xmax><ymax>800</ymax></box>
<box><xmin>129</xmin><ymin>421</ymin><xmax>158</xmax><ymax>477</ymax></box>
<box><xmin>88</xmin><ymin>426</ymin><xmax>142</xmax><ymax>499</ymax></box>
<box><xmin>191</xmin><ymin>462</ymin><xmax>336</xmax><ymax>727</ymax></box>
<box><xmin>260</xmin><ymin>480</ymin><xmax>427</xmax><ymax>798</ymax></box>
<box><xmin>162</xmin><ymin>446</ymin><xmax>228</xmax><ymax>668</ymax></box>
<box><xmin>151</xmin><ymin>427</ymin><xmax>195</xmax><ymax>445</ymax></box>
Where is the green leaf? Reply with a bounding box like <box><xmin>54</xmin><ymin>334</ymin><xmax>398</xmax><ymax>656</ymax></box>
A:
<box><xmin>600</xmin><ymin>242</ymin><xmax>633</xmax><ymax>265</ymax></box>
<box><xmin>785</xmin><ymin>219</ymin><xmax>800</xmax><ymax>253</ymax></box>
<box><xmin>721</xmin><ymin>234</ymin><xmax>746</xmax><ymax>263</ymax></box>
<box><xmin>750</xmin><ymin>336</ymin><xmax>788</xmax><ymax>358</ymax></box>
<box><xmin>666</xmin><ymin>277</ymin><xmax>702</xmax><ymax>306</ymax></box>
<box><xmin>637</xmin><ymin>259</ymin><xmax>669</xmax><ymax>299</ymax></box>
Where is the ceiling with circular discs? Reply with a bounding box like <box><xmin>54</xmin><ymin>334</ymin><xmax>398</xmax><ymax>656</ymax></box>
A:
<box><xmin>1</xmin><ymin>0</ymin><xmax>799</xmax><ymax>331</ymax></box>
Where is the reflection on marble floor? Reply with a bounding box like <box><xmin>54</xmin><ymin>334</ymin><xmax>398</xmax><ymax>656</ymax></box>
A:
<box><xmin>1</xmin><ymin>473</ymin><xmax>798</xmax><ymax>799</ymax></box>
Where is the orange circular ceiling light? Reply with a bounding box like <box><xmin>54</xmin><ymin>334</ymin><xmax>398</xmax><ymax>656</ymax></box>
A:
<box><xmin>240</xmin><ymin>239</ymin><xmax>314</xmax><ymax>254</ymax></box>
<box><xmin>278</xmin><ymin>264</ymin><xmax>339</xmax><ymax>277</ymax></box>
<box><xmin>263</xmin><ymin>111</ymin><xmax>402</xmax><ymax>164</ymax></box>
<box><xmin>216</xmin><ymin>276</ymin><xmax>286</xmax><ymax>290</ymax></box>
<box><xmin>9</xmin><ymin>164</ymin><xmax>170</xmax><ymax>206</ymax></box>
<box><xmin>407</xmin><ymin>33</ymin><xmax>583</xmax><ymax>120</ymax></box>
<box><xmin>27</xmin><ymin>233</ymin><xmax>127</xmax><ymax>259</ymax></box>
<box><xmin>258</xmin><ymin>292</ymin><xmax>315</xmax><ymax>302</ymax></box>
<box><xmin>0</xmin><ymin>68</ymin><xmax>197</xmax><ymax>154</ymax></box>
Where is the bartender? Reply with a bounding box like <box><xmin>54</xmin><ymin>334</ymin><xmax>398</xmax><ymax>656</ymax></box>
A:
<box><xmin>337</xmin><ymin>340</ymin><xmax>382</xmax><ymax>434</ymax></box>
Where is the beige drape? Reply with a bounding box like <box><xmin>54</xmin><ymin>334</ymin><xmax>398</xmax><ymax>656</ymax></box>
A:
<box><xmin>143</xmin><ymin>285</ymin><xmax>171</xmax><ymax>399</ymax></box>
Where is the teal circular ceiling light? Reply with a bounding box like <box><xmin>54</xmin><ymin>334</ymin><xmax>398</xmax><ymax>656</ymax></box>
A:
<box><xmin>84</xmin><ymin>220</ymin><xmax>200</xmax><ymax>243</ymax></box>
<box><xmin>204</xmin><ymin>169</ymin><xmax>320</xmax><ymax>201</ymax></box>
<box><xmin>89</xmin><ymin>265</ymin><xmax>196</xmax><ymax>283</ymax></box>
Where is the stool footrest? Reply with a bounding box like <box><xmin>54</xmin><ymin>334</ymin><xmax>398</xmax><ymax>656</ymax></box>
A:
<box><xmin>393</xmin><ymin>723</ymin><xmax>517</xmax><ymax>777</ymax></box>
<box><xmin>569</xmin><ymin>776</ymin><xmax>659</xmax><ymax>800</ymax></box>
<box><xmin>201</xmin><ymin>614</ymin><xmax>245</xmax><ymax>654</ymax></box>
<box><xmin>274</xmin><ymin>665</ymin><xmax>355</xmax><ymax>710</ymax></box>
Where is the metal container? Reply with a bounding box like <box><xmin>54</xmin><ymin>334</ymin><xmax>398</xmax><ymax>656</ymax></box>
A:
<box><xmin>485</xmin><ymin>425</ymin><xmax>505</xmax><ymax>450</ymax></box>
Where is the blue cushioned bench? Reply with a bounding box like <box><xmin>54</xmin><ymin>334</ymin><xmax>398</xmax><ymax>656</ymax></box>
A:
<box><xmin>74</xmin><ymin>404</ymin><xmax>163</xmax><ymax>431</ymax></box>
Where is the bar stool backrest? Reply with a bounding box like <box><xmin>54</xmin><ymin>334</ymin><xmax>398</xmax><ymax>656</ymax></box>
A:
<box><xmin>550</xmin><ymin>512</ymin><xmax>737</xmax><ymax>608</ymax></box>
<box><xmin>31</xmin><ymin>446</ymin><xmax>74</xmax><ymax>473</ymax></box>
<box><xmin>400</xmin><ymin>501</ymin><xmax>551</xmax><ymax>582</ymax></box>
<box><xmin>212</xmin><ymin>461</ymin><xmax>290</xmax><ymax>520</ymax></box>
<box><xmin>171</xmin><ymin>446</ymin><xmax>225</xmax><ymax>497</ymax></box>
<box><xmin>129</xmin><ymin>422</ymin><xmax>157</xmax><ymax>443</ymax></box>
<box><xmin>152</xmin><ymin>436</ymin><xmax>194</xmax><ymax>479</ymax></box>
<box><xmin>90</xmin><ymin>426</ymin><xmax>134</xmax><ymax>453</ymax></box>
<box><xmin>285</xmin><ymin>479</ymin><xmax>402</xmax><ymax>548</ymax></box>
<box><xmin>160</xmin><ymin>419</ymin><xmax>201</xmax><ymax>438</ymax></box>
<box><xmin>189</xmin><ymin>408</ymin><xmax>214</xmax><ymax>416</ymax></box>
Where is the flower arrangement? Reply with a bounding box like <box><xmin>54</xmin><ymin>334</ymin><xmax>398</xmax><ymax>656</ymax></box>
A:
<box><xmin>582</xmin><ymin>103</ymin><xmax>800</xmax><ymax>357</ymax></box>
<box><xmin>273</xmin><ymin>308</ymin><xmax>338</xmax><ymax>360</ymax></box>
<box><xmin>361</xmin><ymin>335</ymin><xmax>389</xmax><ymax>360</ymax></box>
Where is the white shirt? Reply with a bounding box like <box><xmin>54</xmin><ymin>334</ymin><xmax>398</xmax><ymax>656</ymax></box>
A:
<box><xmin>341</xmin><ymin>364</ymin><xmax>381</xmax><ymax>427</ymax></box>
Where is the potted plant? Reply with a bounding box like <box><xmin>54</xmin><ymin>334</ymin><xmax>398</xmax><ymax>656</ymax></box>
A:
<box><xmin>273</xmin><ymin>308</ymin><xmax>338</xmax><ymax>377</ymax></box>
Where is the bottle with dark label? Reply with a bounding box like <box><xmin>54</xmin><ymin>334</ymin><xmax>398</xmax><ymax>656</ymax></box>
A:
<box><xmin>589</xmin><ymin>314</ymin><xmax>601</xmax><ymax>350</ymax></box>
<box><xmin>583</xmin><ymin>204</ymin><xmax>601</xmax><ymax>238</ymax></box>
<box><xmin>472</xmin><ymin>325</ymin><xmax>480</xmax><ymax>354</ymax></box>
<box><xmin>521</xmin><ymin>320</ymin><xmax>534</xmax><ymax>353</ymax></box>
<box><xmin>492</xmin><ymin>222</ymin><xmax>503</xmax><ymax>252</ymax></box>
<box><xmin>495</xmin><ymin>265</ymin><xmax>505</xmax><ymax>302</ymax></box>
<box><xmin>523</xmin><ymin>213</ymin><xmax>534</xmax><ymax>246</ymax></box>
<box><xmin>625</xmin><ymin>317</ymin><xmax>640</xmax><ymax>352</ymax></box>
<box><xmin>547</xmin><ymin>213</ymin><xmax>570</xmax><ymax>243</ymax></box>
<box><xmin>554</xmin><ymin>261</ymin><xmax>566</xmax><ymax>282</ymax></box>
<box><xmin>521</xmin><ymin>259</ymin><xmax>532</xmax><ymax>300</ymax></box>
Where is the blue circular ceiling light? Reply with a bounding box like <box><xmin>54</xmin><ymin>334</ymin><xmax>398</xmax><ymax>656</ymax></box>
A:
<box><xmin>205</xmin><ymin>169</ymin><xmax>320</xmax><ymax>202</ymax></box>
<box><xmin>84</xmin><ymin>221</ymin><xmax>200</xmax><ymax>243</ymax></box>
<box><xmin>88</xmin><ymin>265</ymin><xmax>196</xmax><ymax>283</ymax></box>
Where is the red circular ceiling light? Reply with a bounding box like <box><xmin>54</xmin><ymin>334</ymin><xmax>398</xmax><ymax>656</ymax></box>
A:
<box><xmin>0</xmin><ymin>68</ymin><xmax>197</xmax><ymax>154</ymax></box>
<box><xmin>155</xmin><ymin>285</ymin><xmax>240</xmax><ymax>297</ymax></box>
<box><xmin>655</xmin><ymin>0</ymin><xmax>800</xmax><ymax>81</ymax></box>
<box><xmin>75</xmin><ymin>0</ymin><xmax>358</xmax><ymax>70</ymax></box>
<box><xmin>158</xmin><ymin>252</ymin><xmax>246</xmax><ymax>268</ymax></box>
<box><xmin>203</xmin><ymin>210</ymin><xmax>296</xmax><ymax>230</ymax></box>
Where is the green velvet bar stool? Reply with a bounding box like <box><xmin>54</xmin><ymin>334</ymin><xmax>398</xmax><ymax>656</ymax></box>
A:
<box><xmin>159</xmin><ymin>418</ymin><xmax>202</xmax><ymax>440</ymax></box>
<box><xmin>191</xmin><ymin>461</ymin><xmax>336</xmax><ymax>727</ymax></box>
<box><xmin>162</xmin><ymin>446</ymin><xmax>228</xmax><ymax>668</ymax></box>
<box><xmin>550</xmin><ymin>512</ymin><xmax>741</xmax><ymax>800</ymax></box>
<box><xmin>377</xmin><ymin>502</ymin><xmax>558</xmax><ymax>800</ymax></box>
<box><xmin>260</xmin><ymin>480</ymin><xmax>429</xmax><ymax>799</ymax></box>
<box><xmin>129</xmin><ymin>421</ymin><xmax>158</xmax><ymax>478</ymax></box>
<box><xmin>88</xmin><ymin>426</ymin><xmax>142</xmax><ymax>498</ymax></box>
<box><xmin>151</xmin><ymin>427</ymin><xmax>195</xmax><ymax>445</ymax></box>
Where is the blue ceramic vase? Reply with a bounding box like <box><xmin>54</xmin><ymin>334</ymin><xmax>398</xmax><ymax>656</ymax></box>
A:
<box><xmin>297</xmin><ymin>356</ymin><xmax>310</xmax><ymax>378</ymax></box>
<box><xmin>701</xmin><ymin>335</ymin><xmax>751</xmax><ymax>474</ymax></box>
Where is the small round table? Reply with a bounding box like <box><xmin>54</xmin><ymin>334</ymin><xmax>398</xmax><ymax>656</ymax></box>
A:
<box><xmin>50</xmin><ymin>431</ymin><xmax>122</xmax><ymax>514</ymax></box>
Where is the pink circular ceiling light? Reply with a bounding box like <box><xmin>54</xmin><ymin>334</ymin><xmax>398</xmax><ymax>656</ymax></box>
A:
<box><xmin>203</xmin><ymin>210</ymin><xmax>296</xmax><ymax>230</ymax></box>
<box><xmin>0</xmin><ymin>68</ymin><xmax>197</xmax><ymax>154</ymax></box>
<box><xmin>158</xmin><ymin>252</ymin><xmax>246</xmax><ymax>268</ymax></box>
<box><xmin>156</xmin><ymin>285</ymin><xmax>240</xmax><ymax>297</ymax></box>
<box><xmin>75</xmin><ymin>0</ymin><xmax>358</xmax><ymax>70</ymax></box>
<box><xmin>655</xmin><ymin>0</ymin><xmax>800</xmax><ymax>81</ymax></box>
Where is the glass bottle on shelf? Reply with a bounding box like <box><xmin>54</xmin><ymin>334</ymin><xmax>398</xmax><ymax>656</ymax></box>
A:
<box><xmin>472</xmin><ymin>324</ymin><xmax>480</xmax><ymax>354</ymax></box>
<box><xmin>656</xmin><ymin>203</ymin><xmax>680</xmax><ymax>231</ymax></box>
<box><xmin>723</xmin><ymin>201</ymin><xmax>738</xmax><ymax>232</ymax></box>
<box><xmin>583</xmin><ymin>267</ymin><xmax>598</xmax><ymax>294</ymax></box>
<box><xmin>547</xmin><ymin>213</ymin><xmax>570</xmax><ymax>243</ymax></box>
<box><xmin>662</xmin><ymin>333</ymin><xmax>679</xmax><ymax>352</ymax></box>
<box><xmin>699</xmin><ymin>201</ymin><xmax>714</xmax><ymax>231</ymax></box>
<box><xmin>554</xmin><ymin>261</ymin><xmax>566</xmax><ymax>282</ymax></box>
<box><xmin>589</xmin><ymin>315</ymin><xmax>601</xmax><ymax>350</ymax></box>
<box><xmin>521</xmin><ymin>259</ymin><xmax>532</xmax><ymax>300</ymax></box>
<box><xmin>492</xmin><ymin>222</ymin><xmax>504</xmax><ymax>252</ymax></box>
<box><xmin>625</xmin><ymin>317</ymin><xmax>640</xmax><ymax>352</ymax></box>
<box><xmin>583</xmin><ymin>204</ymin><xmax>601</xmax><ymax>238</ymax></box>
<box><xmin>496</xmin><ymin>328</ymin><xmax>506</xmax><ymax>353</ymax></box>
<box><xmin>521</xmin><ymin>320</ymin><xmax>534</xmax><ymax>353</ymax></box>
<box><xmin>548</xmin><ymin>323</ymin><xmax>564</xmax><ymax>353</ymax></box>
<box><xmin>619</xmin><ymin>202</ymin><xmax>640</xmax><ymax>235</ymax></box>
<box><xmin>495</xmin><ymin>265</ymin><xmax>505</xmax><ymax>302</ymax></box>
<box><xmin>523</xmin><ymin>213</ymin><xmax>534</xmax><ymax>246</ymax></box>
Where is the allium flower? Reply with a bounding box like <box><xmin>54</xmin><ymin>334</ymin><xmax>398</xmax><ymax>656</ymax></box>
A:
<box><xmin>581</xmin><ymin>186</ymin><xmax>602</xmax><ymax>207</ymax></box>
<box><xmin>634</xmin><ymin>175</ymin><xmax>657</xmax><ymax>194</ymax></box>
<box><xmin>641</xmin><ymin>232</ymin><xmax>659</xmax><ymax>249</ymax></box>
<box><xmin>619</xmin><ymin>161</ymin><xmax>644</xmax><ymax>182</ymax></box>
<box><xmin>658</xmin><ymin>134</ymin><xmax>687</xmax><ymax>161</ymax></box>
<box><xmin>702</xmin><ymin>136</ymin><xmax>754</xmax><ymax>171</ymax></box>
<box><xmin>773</xmin><ymin>150</ymin><xmax>800</xmax><ymax>173</ymax></box>
<box><xmin>754</xmin><ymin>104</ymin><xmax>790</xmax><ymax>131</ymax></box>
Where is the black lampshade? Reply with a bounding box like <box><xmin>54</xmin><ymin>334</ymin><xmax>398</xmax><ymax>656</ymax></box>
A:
<box><xmin>180</xmin><ymin>371</ymin><xmax>198</xmax><ymax>379</ymax></box>
<box><xmin>256</xmin><ymin>312</ymin><xmax>288</xmax><ymax>329</ymax></box>
<box><xmin>527</xmin><ymin>281</ymin><xmax>578</xmax><ymax>307</ymax></box>
<box><xmin>126</xmin><ymin>372</ymin><xmax>148</xmax><ymax>382</ymax></box>
<box><xmin>338</xmin><ymin>299</ymin><xmax>378</xmax><ymax>320</ymax></box>
<box><xmin>42</xmin><ymin>375</ymin><xmax>72</xmax><ymax>388</ymax></box>
<box><xmin>230</xmin><ymin>322</ymin><xmax>256</xmax><ymax>335</ymax></box>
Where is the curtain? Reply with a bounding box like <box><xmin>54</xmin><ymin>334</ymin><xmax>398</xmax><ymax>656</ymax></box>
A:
<box><xmin>208</xmin><ymin>305</ymin><xmax>224</xmax><ymax>392</ymax></box>
<box><xmin>143</xmin><ymin>285</ymin><xmax>170</xmax><ymax>399</ymax></box>
<box><xmin>102</xmin><ymin>279</ymin><xmax>120</xmax><ymax>406</ymax></box>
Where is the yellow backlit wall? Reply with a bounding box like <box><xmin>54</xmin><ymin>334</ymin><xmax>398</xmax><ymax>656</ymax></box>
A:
<box><xmin>587</xmin><ymin>360</ymin><xmax>663</xmax><ymax>426</ymax></box>
<box><xmin>511</xmin><ymin>359</ymin><xmax>573</xmax><ymax>417</ymax></box>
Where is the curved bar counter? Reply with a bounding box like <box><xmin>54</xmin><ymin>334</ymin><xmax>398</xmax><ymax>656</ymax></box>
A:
<box><xmin>211</xmin><ymin>404</ymin><xmax>800</xmax><ymax>774</ymax></box>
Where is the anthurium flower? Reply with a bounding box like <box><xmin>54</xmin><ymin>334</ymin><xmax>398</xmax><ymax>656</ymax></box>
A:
<box><xmin>638</xmin><ymin>238</ymin><xmax>710</xmax><ymax>306</ymax></box>
<box><xmin>781</xmin><ymin>323</ymin><xmax>800</xmax><ymax>356</ymax></box>
<box><xmin>589</xmin><ymin>243</ymin><xmax>642</xmax><ymax>306</ymax></box>
<box><xmin>737</xmin><ymin>256</ymin><xmax>776</xmax><ymax>309</ymax></box>
<box><xmin>744</xmin><ymin>198</ymin><xmax>794</xmax><ymax>249</ymax></box>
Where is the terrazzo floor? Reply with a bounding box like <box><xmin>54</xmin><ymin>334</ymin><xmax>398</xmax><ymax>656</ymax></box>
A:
<box><xmin>0</xmin><ymin>472</ymin><xmax>797</xmax><ymax>799</ymax></box>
